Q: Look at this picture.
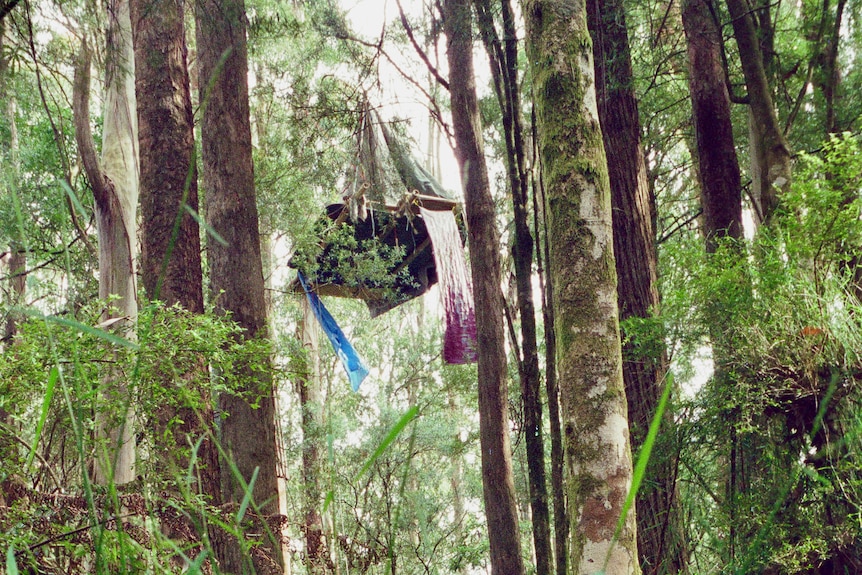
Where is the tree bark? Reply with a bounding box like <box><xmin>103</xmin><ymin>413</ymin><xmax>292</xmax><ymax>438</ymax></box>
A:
<box><xmin>818</xmin><ymin>0</ymin><xmax>847</xmax><ymax>134</ymax></box>
<box><xmin>524</xmin><ymin>0</ymin><xmax>639</xmax><ymax>571</ymax></box>
<box><xmin>72</xmin><ymin>3</ymin><xmax>138</xmax><ymax>484</ymax></box>
<box><xmin>131</xmin><ymin>0</ymin><xmax>223</xmax><ymax>507</ymax></box>
<box><xmin>1</xmin><ymin>21</ymin><xmax>24</xmax><ymax>349</ymax></box>
<box><xmin>682</xmin><ymin>0</ymin><xmax>746</xmax><ymax>562</ymax></box>
<box><xmin>726</xmin><ymin>0</ymin><xmax>791</xmax><ymax>225</ymax></box>
<box><xmin>443</xmin><ymin>0</ymin><xmax>525</xmax><ymax>573</ymax></box>
<box><xmin>588</xmin><ymin>0</ymin><xmax>688</xmax><ymax>570</ymax></box>
<box><xmin>196</xmin><ymin>0</ymin><xmax>284</xmax><ymax>569</ymax></box>
<box><xmin>134</xmin><ymin>0</ymin><xmax>203</xmax><ymax>313</ymax></box>
<box><xmin>683</xmin><ymin>0</ymin><xmax>744</xmax><ymax>248</ymax></box>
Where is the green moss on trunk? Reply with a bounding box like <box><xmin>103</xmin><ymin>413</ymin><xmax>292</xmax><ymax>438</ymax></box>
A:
<box><xmin>524</xmin><ymin>0</ymin><xmax>639</xmax><ymax>571</ymax></box>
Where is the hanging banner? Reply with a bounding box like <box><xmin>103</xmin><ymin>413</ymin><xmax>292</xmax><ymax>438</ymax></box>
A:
<box><xmin>298</xmin><ymin>272</ymin><xmax>369</xmax><ymax>391</ymax></box>
<box><xmin>419</xmin><ymin>207</ymin><xmax>478</xmax><ymax>364</ymax></box>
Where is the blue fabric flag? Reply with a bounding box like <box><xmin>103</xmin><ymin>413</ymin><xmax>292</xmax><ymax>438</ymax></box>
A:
<box><xmin>298</xmin><ymin>272</ymin><xmax>369</xmax><ymax>391</ymax></box>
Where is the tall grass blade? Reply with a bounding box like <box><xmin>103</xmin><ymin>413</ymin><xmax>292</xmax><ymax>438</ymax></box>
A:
<box><xmin>236</xmin><ymin>466</ymin><xmax>259</xmax><ymax>523</ymax></box>
<box><xmin>324</xmin><ymin>405</ymin><xmax>419</xmax><ymax>512</ymax></box>
<box><xmin>358</xmin><ymin>405</ymin><xmax>419</xmax><ymax>479</ymax></box>
<box><xmin>185</xmin><ymin>205</ymin><xmax>228</xmax><ymax>246</ymax></box>
<box><xmin>26</xmin><ymin>366</ymin><xmax>58</xmax><ymax>469</ymax></box>
<box><xmin>60</xmin><ymin>179</ymin><xmax>87</xmax><ymax>219</ymax></box>
<box><xmin>186</xmin><ymin>550</ymin><xmax>208</xmax><ymax>574</ymax></box>
<box><xmin>605</xmin><ymin>371</ymin><xmax>674</xmax><ymax>571</ymax></box>
<box><xmin>19</xmin><ymin>308</ymin><xmax>139</xmax><ymax>350</ymax></box>
<box><xmin>6</xmin><ymin>546</ymin><xmax>19</xmax><ymax>575</ymax></box>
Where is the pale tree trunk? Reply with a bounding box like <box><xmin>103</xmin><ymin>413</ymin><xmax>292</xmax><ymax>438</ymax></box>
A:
<box><xmin>297</xmin><ymin>297</ymin><xmax>328</xmax><ymax>574</ymax></box>
<box><xmin>72</xmin><ymin>0</ymin><xmax>139</xmax><ymax>484</ymax></box>
<box><xmin>448</xmin><ymin>388</ymin><xmax>468</xmax><ymax>575</ymax></box>
<box><xmin>588</xmin><ymin>0</ymin><xmax>688</xmax><ymax>570</ymax></box>
<box><xmin>524</xmin><ymin>0</ymin><xmax>639</xmax><ymax>571</ymax></box>
<box><xmin>196</xmin><ymin>0</ymin><xmax>285</xmax><ymax>570</ymax></box>
<box><xmin>0</xmin><ymin>21</ymin><xmax>21</xmax><ymax>457</ymax></box>
<box><xmin>131</xmin><ymin>0</ymin><xmax>222</xmax><ymax>512</ymax></box>
<box><xmin>0</xmin><ymin>249</ymin><xmax>24</xmax><ymax>464</ymax></box>
<box><xmin>820</xmin><ymin>0</ymin><xmax>847</xmax><ymax>134</ymax></box>
<box><xmin>443</xmin><ymin>0</ymin><xmax>525</xmax><ymax>572</ymax></box>
<box><xmin>726</xmin><ymin>0</ymin><xmax>791</xmax><ymax>225</ymax></box>
<box><xmin>1</xmin><ymin>251</ymin><xmax>24</xmax><ymax>344</ymax></box>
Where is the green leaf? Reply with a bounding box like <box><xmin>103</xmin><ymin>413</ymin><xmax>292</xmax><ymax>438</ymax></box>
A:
<box><xmin>186</xmin><ymin>551</ymin><xmax>208</xmax><ymax>574</ymax></box>
<box><xmin>26</xmin><ymin>366</ymin><xmax>58</xmax><ymax>469</ymax></box>
<box><xmin>322</xmin><ymin>489</ymin><xmax>335</xmax><ymax>513</ymax></box>
<box><xmin>324</xmin><ymin>405</ymin><xmax>419</xmax><ymax>513</ymax></box>
<box><xmin>185</xmin><ymin>205</ymin><xmax>228</xmax><ymax>246</ymax></box>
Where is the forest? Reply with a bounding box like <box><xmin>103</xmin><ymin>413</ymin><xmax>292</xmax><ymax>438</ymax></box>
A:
<box><xmin>0</xmin><ymin>0</ymin><xmax>861</xmax><ymax>570</ymax></box>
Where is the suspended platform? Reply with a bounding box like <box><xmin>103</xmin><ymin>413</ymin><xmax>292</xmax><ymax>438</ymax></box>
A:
<box><xmin>290</xmin><ymin>103</ymin><xmax>477</xmax><ymax>363</ymax></box>
<box><xmin>301</xmin><ymin>192</ymin><xmax>460</xmax><ymax>316</ymax></box>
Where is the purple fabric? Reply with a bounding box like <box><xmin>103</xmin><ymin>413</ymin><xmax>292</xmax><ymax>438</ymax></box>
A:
<box><xmin>420</xmin><ymin>207</ymin><xmax>478</xmax><ymax>364</ymax></box>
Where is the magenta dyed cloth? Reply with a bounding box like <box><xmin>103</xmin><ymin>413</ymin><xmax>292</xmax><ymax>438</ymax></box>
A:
<box><xmin>419</xmin><ymin>207</ymin><xmax>478</xmax><ymax>364</ymax></box>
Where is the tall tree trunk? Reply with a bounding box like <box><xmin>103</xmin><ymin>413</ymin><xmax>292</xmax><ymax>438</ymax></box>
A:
<box><xmin>443</xmin><ymin>0</ymin><xmax>525</xmax><ymax>572</ymax></box>
<box><xmin>0</xmin><ymin>22</ymin><xmax>21</xmax><ymax>460</ymax></box>
<box><xmin>72</xmin><ymin>0</ymin><xmax>139</xmax><ymax>484</ymax></box>
<box><xmin>131</xmin><ymin>0</ymin><xmax>222</xmax><ymax>510</ymax></box>
<box><xmin>682</xmin><ymin>0</ymin><xmax>745</xmax><ymax>561</ymax></box>
<box><xmin>196</xmin><ymin>0</ymin><xmax>285</xmax><ymax>570</ymax></box>
<box><xmin>1</xmin><ymin>21</ymin><xmax>24</xmax><ymax>348</ymax></box>
<box><xmin>1</xmin><ymin>250</ymin><xmax>24</xmax><ymax>344</ymax></box>
<box><xmin>472</xmin><ymin>1</ymin><xmax>552</xmax><ymax>572</ymax></box>
<box><xmin>682</xmin><ymin>0</ymin><xmax>744</xmax><ymax>249</ymax></box>
<box><xmin>818</xmin><ymin>0</ymin><xmax>847</xmax><ymax>134</ymax></box>
<box><xmin>448</xmin><ymin>388</ymin><xmax>468</xmax><ymax>575</ymax></box>
<box><xmin>588</xmin><ymin>0</ymin><xmax>688</xmax><ymax>571</ymax></box>
<box><xmin>524</xmin><ymin>0</ymin><xmax>639</xmax><ymax>571</ymax></box>
<box><xmin>0</xmin><ymin>248</ymin><xmax>23</xmax><ymax>464</ymax></box>
<box><xmin>726</xmin><ymin>0</ymin><xmax>791</xmax><ymax>225</ymax></box>
<box><xmin>133</xmin><ymin>0</ymin><xmax>204</xmax><ymax>313</ymax></box>
<box><xmin>297</xmin><ymin>297</ymin><xmax>328</xmax><ymax>574</ymax></box>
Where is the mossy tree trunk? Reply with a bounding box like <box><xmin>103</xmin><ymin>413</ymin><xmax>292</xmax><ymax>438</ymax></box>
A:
<box><xmin>443</xmin><ymin>0</ymin><xmax>525</xmax><ymax>572</ymax></box>
<box><xmin>523</xmin><ymin>0</ymin><xmax>639</xmax><ymax>571</ymax></box>
<box><xmin>534</xmin><ymin>155</ymin><xmax>568</xmax><ymax>575</ymax></box>
<box><xmin>1</xmin><ymin>19</ymin><xmax>24</xmax><ymax>350</ymax></box>
<box><xmin>196</xmin><ymin>0</ymin><xmax>284</xmax><ymax>569</ymax></box>
<box><xmin>588</xmin><ymin>0</ymin><xmax>688</xmax><ymax>570</ymax></box>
